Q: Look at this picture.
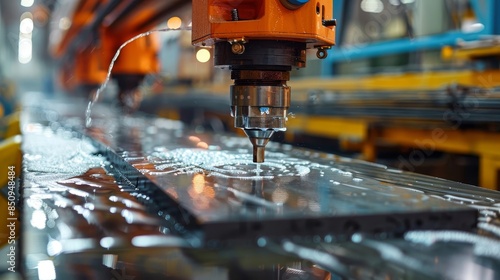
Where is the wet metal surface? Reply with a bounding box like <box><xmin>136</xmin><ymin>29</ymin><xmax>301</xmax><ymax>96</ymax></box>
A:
<box><xmin>119</xmin><ymin>133</ymin><xmax>478</xmax><ymax>244</ymax></box>
<box><xmin>20</xmin><ymin>96</ymin><xmax>500</xmax><ymax>279</ymax></box>
<box><xmin>83</xmin><ymin>109</ymin><xmax>478</xmax><ymax>245</ymax></box>
<box><xmin>21</xmin><ymin>109</ymin><xmax>226</xmax><ymax>280</ymax></box>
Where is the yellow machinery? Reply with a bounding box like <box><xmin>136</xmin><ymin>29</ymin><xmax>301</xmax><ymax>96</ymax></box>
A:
<box><xmin>0</xmin><ymin>98</ymin><xmax>21</xmax><ymax>248</ymax></box>
<box><xmin>285</xmin><ymin>68</ymin><xmax>500</xmax><ymax>190</ymax></box>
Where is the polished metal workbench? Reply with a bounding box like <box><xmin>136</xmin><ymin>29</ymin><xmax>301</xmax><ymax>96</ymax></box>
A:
<box><xmin>20</xmin><ymin>95</ymin><xmax>500</xmax><ymax>279</ymax></box>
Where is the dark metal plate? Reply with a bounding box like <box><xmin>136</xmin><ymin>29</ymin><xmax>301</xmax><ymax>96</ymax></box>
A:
<box><xmin>86</xmin><ymin>114</ymin><xmax>478</xmax><ymax>246</ymax></box>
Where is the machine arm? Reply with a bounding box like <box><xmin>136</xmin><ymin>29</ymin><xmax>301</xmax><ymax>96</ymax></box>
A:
<box><xmin>192</xmin><ymin>0</ymin><xmax>336</xmax><ymax>162</ymax></box>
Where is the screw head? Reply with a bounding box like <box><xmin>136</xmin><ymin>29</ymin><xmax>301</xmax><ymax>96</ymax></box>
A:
<box><xmin>231</xmin><ymin>43</ymin><xmax>245</xmax><ymax>54</ymax></box>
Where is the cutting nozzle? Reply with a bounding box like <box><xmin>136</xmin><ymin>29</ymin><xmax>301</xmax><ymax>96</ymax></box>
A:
<box><xmin>218</xmin><ymin>41</ymin><xmax>304</xmax><ymax>163</ymax></box>
<box><xmin>244</xmin><ymin>129</ymin><xmax>275</xmax><ymax>163</ymax></box>
<box><xmin>229</xmin><ymin>71</ymin><xmax>291</xmax><ymax>163</ymax></box>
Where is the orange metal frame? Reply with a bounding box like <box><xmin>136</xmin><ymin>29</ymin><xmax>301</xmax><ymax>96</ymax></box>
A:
<box><xmin>192</xmin><ymin>0</ymin><xmax>335</xmax><ymax>48</ymax></box>
<box><xmin>51</xmin><ymin>0</ymin><xmax>161</xmax><ymax>90</ymax></box>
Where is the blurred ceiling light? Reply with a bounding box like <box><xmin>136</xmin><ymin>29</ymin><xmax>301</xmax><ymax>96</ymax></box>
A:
<box><xmin>18</xmin><ymin>38</ymin><xmax>32</xmax><ymax>64</ymax></box>
<box><xmin>20</xmin><ymin>18</ymin><xmax>34</xmax><ymax>34</ymax></box>
<box><xmin>46</xmin><ymin>239</ymin><xmax>63</xmax><ymax>256</ymax></box>
<box><xmin>58</xmin><ymin>17</ymin><xmax>71</xmax><ymax>30</ymax></box>
<box><xmin>21</xmin><ymin>11</ymin><xmax>33</xmax><ymax>20</ymax></box>
<box><xmin>37</xmin><ymin>260</ymin><xmax>56</xmax><ymax>280</ymax></box>
<box><xmin>167</xmin><ymin>16</ymin><xmax>182</xmax><ymax>29</ymax></box>
<box><xmin>30</xmin><ymin>209</ymin><xmax>46</xmax><ymax>228</ymax></box>
<box><xmin>21</xmin><ymin>0</ymin><xmax>34</xmax><ymax>7</ymax></box>
<box><xmin>196</xmin><ymin>49</ymin><xmax>211</xmax><ymax>63</ymax></box>
<box><xmin>361</xmin><ymin>0</ymin><xmax>384</xmax><ymax>13</ymax></box>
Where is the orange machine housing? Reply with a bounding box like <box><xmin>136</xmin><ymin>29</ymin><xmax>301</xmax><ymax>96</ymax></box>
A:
<box><xmin>49</xmin><ymin>0</ymin><xmax>178</xmax><ymax>92</ymax></box>
<box><xmin>100</xmin><ymin>30</ymin><xmax>159</xmax><ymax>76</ymax></box>
<box><xmin>192</xmin><ymin>0</ymin><xmax>335</xmax><ymax>48</ymax></box>
<box><xmin>191</xmin><ymin>0</ymin><xmax>336</xmax><ymax>163</ymax></box>
<box><xmin>56</xmin><ymin>29</ymin><xmax>158</xmax><ymax>91</ymax></box>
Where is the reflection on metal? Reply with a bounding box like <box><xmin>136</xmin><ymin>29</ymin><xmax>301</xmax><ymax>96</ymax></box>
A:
<box><xmin>82</xmin><ymin>109</ymin><xmax>478</xmax><ymax>245</ymax></box>
<box><xmin>21</xmin><ymin>100</ymin><xmax>500</xmax><ymax>279</ymax></box>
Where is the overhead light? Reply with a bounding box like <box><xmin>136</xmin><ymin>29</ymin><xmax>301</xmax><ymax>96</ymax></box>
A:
<box><xmin>21</xmin><ymin>0</ymin><xmax>34</xmax><ymax>8</ymax></box>
<box><xmin>18</xmin><ymin>13</ymin><xmax>33</xmax><ymax>64</ymax></box>
<box><xmin>361</xmin><ymin>0</ymin><xmax>384</xmax><ymax>13</ymax></box>
<box><xmin>167</xmin><ymin>16</ymin><xmax>182</xmax><ymax>29</ymax></box>
<box><xmin>37</xmin><ymin>260</ymin><xmax>56</xmax><ymax>280</ymax></box>
<box><xmin>196</xmin><ymin>49</ymin><xmax>211</xmax><ymax>63</ymax></box>
<box><xmin>58</xmin><ymin>17</ymin><xmax>71</xmax><ymax>30</ymax></box>
<box><xmin>20</xmin><ymin>18</ymin><xmax>34</xmax><ymax>34</ymax></box>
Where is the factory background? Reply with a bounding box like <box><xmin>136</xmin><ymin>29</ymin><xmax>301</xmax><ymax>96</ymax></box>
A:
<box><xmin>1</xmin><ymin>1</ymin><xmax>500</xmax><ymax>279</ymax></box>
<box><xmin>3</xmin><ymin>0</ymin><xmax>500</xmax><ymax>188</ymax></box>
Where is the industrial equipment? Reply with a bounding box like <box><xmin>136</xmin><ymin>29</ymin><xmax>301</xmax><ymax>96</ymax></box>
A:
<box><xmin>4</xmin><ymin>1</ymin><xmax>500</xmax><ymax>279</ymax></box>
<box><xmin>48</xmin><ymin>0</ymin><xmax>187</xmax><ymax>110</ymax></box>
<box><xmin>49</xmin><ymin>0</ymin><xmax>335</xmax><ymax>162</ymax></box>
<box><xmin>137</xmin><ymin>0</ymin><xmax>500</xmax><ymax>189</ymax></box>
<box><xmin>191</xmin><ymin>0</ymin><xmax>336</xmax><ymax>162</ymax></box>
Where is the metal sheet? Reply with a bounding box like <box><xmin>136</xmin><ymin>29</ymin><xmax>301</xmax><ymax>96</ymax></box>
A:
<box><xmin>78</xmin><ymin>105</ymin><xmax>480</xmax><ymax>245</ymax></box>
<box><xmin>20</xmin><ymin>98</ymin><xmax>500</xmax><ymax>279</ymax></box>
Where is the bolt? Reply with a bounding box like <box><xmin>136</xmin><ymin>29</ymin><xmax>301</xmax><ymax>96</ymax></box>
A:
<box><xmin>231</xmin><ymin>43</ymin><xmax>245</xmax><ymax>54</ymax></box>
<box><xmin>322</xmin><ymin>19</ymin><xmax>337</xmax><ymax>27</ymax></box>
<box><xmin>231</xmin><ymin>9</ymin><xmax>239</xmax><ymax>21</ymax></box>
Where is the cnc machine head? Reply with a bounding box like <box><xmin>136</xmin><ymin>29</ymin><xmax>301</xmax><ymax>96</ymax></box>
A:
<box><xmin>192</xmin><ymin>0</ymin><xmax>336</xmax><ymax>162</ymax></box>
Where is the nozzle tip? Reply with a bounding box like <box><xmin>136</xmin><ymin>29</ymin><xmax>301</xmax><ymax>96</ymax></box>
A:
<box><xmin>253</xmin><ymin>146</ymin><xmax>265</xmax><ymax>163</ymax></box>
<box><xmin>244</xmin><ymin>129</ymin><xmax>275</xmax><ymax>163</ymax></box>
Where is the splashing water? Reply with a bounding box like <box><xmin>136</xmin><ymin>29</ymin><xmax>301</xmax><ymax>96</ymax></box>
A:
<box><xmin>126</xmin><ymin>148</ymin><xmax>312</xmax><ymax>180</ymax></box>
<box><xmin>85</xmin><ymin>27</ymin><xmax>191</xmax><ymax>128</ymax></box>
